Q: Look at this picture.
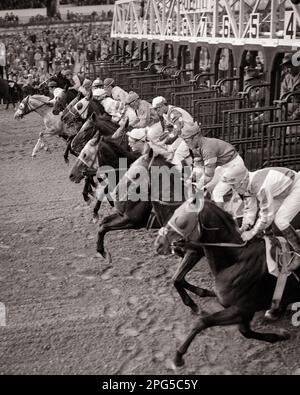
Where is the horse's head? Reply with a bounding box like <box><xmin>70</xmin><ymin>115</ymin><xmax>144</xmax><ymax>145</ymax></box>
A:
<box><xmin>69</xmin><ymin>131</ymin><xmax>100</xmax><ymax>183</ymax></box>
<box><xmin>14</xmin><ymin>96</ymin><xmax>30</xmax><ymax>119</ymax></box>
<box><xmin>71</xmin><ymin>113</ymin><xmax>97</xmax><ymax>155</ymax></box>
<box><xmin>155</xmin><ymin>199</ymin><xmax>242</xmax><ymax>255</ymax></box>
<box><xmin>154</xmin><ymin>197</ymin><xmax>201</xmax><ymax>255</ymax></box>
<box><xmin>52</xmin><ymin>87</ymin><xmax>69</xmax><ymax>115</ymax></box>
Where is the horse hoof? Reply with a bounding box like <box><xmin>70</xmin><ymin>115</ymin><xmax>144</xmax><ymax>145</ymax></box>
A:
<box><xmin>278</xmin><ymin>329</ymin><xmax>291</xmax><ymax>340</ymax></box>
<box><xmin>103</xmin><ymin>251</ymin><xmax>112</xmax><ymax>264</ymax></box>
<box><xmin>174</xmin><ymin>352</ymin><xmax>185</xmax><ymax>367</ymax></box>
<box><xmin>191</xmin><ymin>304</ymin><xmax>199</xmax><ymax>315</ymax></box>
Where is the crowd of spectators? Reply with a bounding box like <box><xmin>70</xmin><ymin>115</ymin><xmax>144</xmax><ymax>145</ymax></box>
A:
<box><xmin>0</xmin><ymin>0</ymin><xmax>114</xmax><ymax>10</ymax></box>
<box><xmin>0</xmin><ymin>23</ymin><xmax>112</xmax><ymax>96</ymax></box>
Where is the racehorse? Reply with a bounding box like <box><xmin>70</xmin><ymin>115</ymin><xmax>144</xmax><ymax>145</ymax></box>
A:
<box><xmin>71</xmin><ymin>112</ymin><xmax>119</xmax><ymax>155</ymax></box>
<box><xmin>57</xmin><ymin>93</ymin><xmax>113</xmax><ymax>164</ymax></box>
<box><xmin>69</xmin><ymin>133</ymin><xmax>139</xmax><ymax>220</ymax></box>
<box><xmin>52</xmin><ymin>86</ymin><xmax>78</xmax><ymax>116</ymax></box>
<box><xmin>93</xmin><ymin>149</ymin><xmax>187</xmax><ymax>260</ymax></box>
<box><xmin>154</xmin><ymin>199</ymin><xmax>300</xmax><ymax>367</ymax></box>
<box><xmin>14</xmin><ymin>95</ymin><xmax>69</xmax><ymax>157</ymax></box>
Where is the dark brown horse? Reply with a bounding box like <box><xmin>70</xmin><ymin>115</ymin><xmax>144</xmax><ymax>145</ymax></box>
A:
<box><xmin>155</xmin><ymin>199</ymin><xmax>300</xmax><ymax>367</ymax></box>
<box><xmin>69</xmin><ymin>134</ymin><xmax>139</xmax><ymax>220</ymax></box>
<box><xmin>94</xmin><ymin>151</ymin><xmax>214</xmax><ymax>307</ymax></box>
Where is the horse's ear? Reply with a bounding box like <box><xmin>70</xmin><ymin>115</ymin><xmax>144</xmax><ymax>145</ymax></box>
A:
<box><xmin>64</xmin><ymin>85</ymin><xmax>69</xmax><ymax>92</ymax></box>
<box><xmin>86</xmin><ymin>91</ymin><xmax>93</xmax><ymax>101</ymax></box>
<box><xmin>91</xmin><ymin>112</ymin><xmax>97</xmax><ymax>122</ymax></box>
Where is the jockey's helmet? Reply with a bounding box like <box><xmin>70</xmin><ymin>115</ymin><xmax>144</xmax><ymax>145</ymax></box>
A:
<box><xmin>152</xmin><ymin>96</ymin><xmax>167</xmax><ymax>109</ymax></box>
<box><xmin>103</xmin><ymin>78</ymin><xmax>114</xmax><ymax>88</ymax></box>
<box><xmin>92</xmin><ymin>78</ymin><xmax>103</xmax><ymax>88</ymax></box>
<box><xmin>93</xmin><ymin>88</ymin><xmax>107</xmax><ymax>100</ymax></box>
<box><xmin>127</xmin><ymin>128</ymin><xmax>147</xmax><ymax>142</ymax></box>
<box><xmin>222</xmin><ymin>166</ymin><xmax>249</xmax><ymax>194</ymax></box>
<box><xmin>125</xmin><ymin>91</ymin><xmax>139</xmax><ymax>105</ymax></box>
<box><xmin>180</xmin><ymin>123</ymin><xmax>200</xmax><ymax>140</ymax></box>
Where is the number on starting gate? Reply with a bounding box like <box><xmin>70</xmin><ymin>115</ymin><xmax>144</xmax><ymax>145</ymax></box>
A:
<box><xmin>284</xmin><ymin>11</ymin><xmax>296</xmax><ymax>39</ymax></box>
<box><xmin>199</xmin><ymin>16</ymin><xmax>207</xmax><ymax>37</ymax></box>
<box><xmin>249</xmin><ymin>13</ymin><xmax>259</xmax><ymax>39</ymax></box>
<box><xmin>182</xmin><ymin>17</ymin><xmax>189</xmax><ymax>36</ymax></box>
<box><xmin>166</xmin><ymin>18</ymin><xmax>172</xmax><ymax>35</ymax></box>
<box><xmin>222</xmin><ymin>15</ymin><xmax>230</xmax><ymax>38</ymax></box>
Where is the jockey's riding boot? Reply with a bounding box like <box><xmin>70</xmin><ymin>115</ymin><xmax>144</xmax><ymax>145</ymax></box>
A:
<box><xmin>281</xmin><ymin>225</ymin><xmax>300</xmax><ymax>271</ymax></box>
<box><xmin>264</xmin><ymin>307</ymin><xmax>284</xmax><ymax>322</ymax></box>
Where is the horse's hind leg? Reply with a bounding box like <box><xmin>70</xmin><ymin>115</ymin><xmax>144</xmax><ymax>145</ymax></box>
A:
<box><xmin>238</xmin><ymin>319</ymin><xmax>290</xmax><ymax>343</ymax></box>
<box><xmin>173</xmin><ymin>251</ymin><xmax>215</xmax><ymax>314</ymax></box>
<box><xmin>174</xmin><ymin>306</ymin><xmax>244</xmax><ymax>367</ymax></box>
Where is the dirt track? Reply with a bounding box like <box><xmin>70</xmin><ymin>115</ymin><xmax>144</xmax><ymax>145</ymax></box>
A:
<box><xmin>0</xmin><ymin>106</ymin><xmax>299</xmax><ymax>375</ymax></box>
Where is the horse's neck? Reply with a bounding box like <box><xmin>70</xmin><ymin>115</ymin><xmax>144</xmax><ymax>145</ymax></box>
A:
<box><xmin>34</xmin><ymin>104</ymin><xmax>52</xmax><ymax>118</ymax></box>
<box><xmin>201</xmin><ymin>207</ymin><xmax>244</xmax><ymax>276</ymax></box>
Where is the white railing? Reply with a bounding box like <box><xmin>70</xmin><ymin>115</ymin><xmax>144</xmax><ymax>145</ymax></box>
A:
<box><xmin>111</xmin><ymin>0</ymin><xmax>300</xmax><ymax>48</ymax></box>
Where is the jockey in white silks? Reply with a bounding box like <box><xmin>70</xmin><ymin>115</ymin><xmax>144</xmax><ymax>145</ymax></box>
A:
<box><xmin>111</xmin><ymin>91</ymin><xmax>160</xmax><ymax>139</ymax></box>
<box><xmin>223</xmin><ymin>165</ymin><xmax>300</xmax><ymax>320</ymax></box>
<box><xmin>126</xmin><ymin>125</ymin><xmax>192</xmax><ymax>169</ymax></box>
<box><xmin>92</xmin><ymin>88</ymin><xmax>137</xmax><ymax>128</ymax></box>
<box><xmin>147</xmin><ymin>107</ymin><xmax>195</xmax><ymax>168</ymax></box>
<box><xmin>103</xmin><ymin>78</ymin><xmax>129</xmax><ymax>105</ymax></box>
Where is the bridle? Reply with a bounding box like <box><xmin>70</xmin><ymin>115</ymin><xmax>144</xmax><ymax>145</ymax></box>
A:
<box><xmin>20</xmin><ymin>96</ymin><xmax>48</xmax><ymax>116</ymax></box>
<box><xmin>158</xmin><ymin>211</ymin><xmax>247</xmax><ymax>249</ymax></box>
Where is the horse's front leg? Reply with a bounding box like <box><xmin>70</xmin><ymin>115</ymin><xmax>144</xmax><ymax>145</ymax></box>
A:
<box><xmin>82</xmin><ymin>176</ymin><xmax>94</xmax><ymax>204</ymax></box>
<box><xmin>93</xmin><ymin>179</ymin><xmax>114</xmax><ymax>221</ymax></box>
<box><xmin>173</xmin><ymin>251</ymin><xmax>215</xmax><ymax>314</ymax></box>
<box><xmin>32</xmin><ymin>132</ymin><xmax>47</xmax><ymax>157</ymax></box>
<box><xmin>63</xmin><ymin>135</ymin><xmax>77</xmax><ymax>164</ymax></box>
<box><xmin>97</xmin><ymin>212</ymin><xmax>137</xmax><ymax>263</ymax></box>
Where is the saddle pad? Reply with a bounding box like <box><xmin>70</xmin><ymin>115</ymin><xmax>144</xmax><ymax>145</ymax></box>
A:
<box><xmin>263</xmin><ymin>236</ymin><xmax>292</xmax><ymax>278</ymax></box>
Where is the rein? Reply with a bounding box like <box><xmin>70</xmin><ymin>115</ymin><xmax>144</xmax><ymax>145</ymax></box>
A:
<box><xmin>173</xmin><ymin>240</ymin><xmax>248</xmax><ymax>248</ymax></box>
<box><xmin>22</xmin><ymin>96</ymin><xmax>49</xmax><ymax>115</ymax></box>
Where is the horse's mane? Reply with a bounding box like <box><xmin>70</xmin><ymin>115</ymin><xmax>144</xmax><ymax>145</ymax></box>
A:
<box><xmin>98</xmin><ymin>138</ymin><xmax>139</xmax><ymax>163</ymax></box>
<box><xmin>30</xmin><ymin>94</ymin><xmax>51</xmax><ymax>104</ymax></box>
<box><xmin>152</xmin><ymin>154</ymin><xmax>179</xmax><ymax>170</ymax></box>
<box><xmin>204</xmin><ymin>200</ymin><xmax>238</xmax><ymax>229</ymax></box>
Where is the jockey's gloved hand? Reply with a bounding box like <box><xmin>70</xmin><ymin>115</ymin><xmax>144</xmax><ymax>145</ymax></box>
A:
<box><xmin>241</xmin><ymin>229</ymin><xmax>255</xmax><ymax>241</ymax></box>
<box><xmin>239</xmin><ymin>223</ymin><xmax>252</xmax><ymax>233</ymax></box>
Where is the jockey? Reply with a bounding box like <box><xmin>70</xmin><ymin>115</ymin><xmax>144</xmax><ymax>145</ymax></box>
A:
<box><xmin>61</xmin><ymin>69</ymin><xmax>78</xmax><ymax>91</ymax></box>
<box><xmin>127</xmin><ymin>128</ymin><xmax>148</xmax><ymax>154</ymax></box>
<box><xmin>125</xmin><ymin>91</ymin><xmax>159</xmax><ymax>128</ymax></box>
<box><xmin>223</xmin><ymin>166</ymin><xmax>300</xmax><ymax>264</ymax></box>
<box><xmin>78</xmin><ymin>78</ymin><xmax>92</xmax><ymax>97</ymax></box>
<box><xmin>92</xmin><ymin>78</ymin><xmax>103</xmax><ymax>91</ymax></box>
<box><xmin>223</xmin><ymin>166</ymin><xmax>300</xmax><ymax>320</ymax></box>
<box><xmin>152</xmin><ymin>96</ymin><xmax>193</xmax><ymax>134</ymax></box>
<box><xmin>180</xmin><ymin>123</ymin><xmax>246</xmax><ymax>205</ymax></box>
<box><xmin>103</xmin><ymin>78</ymin><xmax>129</xmax><ymax>104</ymax></box>
<box><xmin>93</xmin><ymin>88</ymin><xmax>127</xmax><ymax>124</ymax></box>
<box><xmin>47</xmin><ymin>80</ymin><xmax>58</xmax><ymax>98</ymax></box>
